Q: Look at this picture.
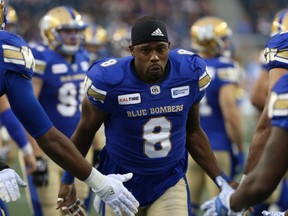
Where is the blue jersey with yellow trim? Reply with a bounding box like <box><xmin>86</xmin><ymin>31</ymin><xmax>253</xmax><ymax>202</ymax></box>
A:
<box><xmin>200</xmin><ymin>57</ymin><xmax>239</xmax><ymax>150</ymax></box>
<box><xmin>265</xmin><ymin>31</ymin><xmax>288</xmax><ymax>71</ymax></box>
<box><xmin>85</xmin><ymin>48</ymin><xmax>210</xmax><ymax>175</ymax></box>
<box><xmin>0</xmin><ymin>31</ymin><xmax>52</xmax><ymax>138</ymax></box>
<box><xmin>0</xmin><ymin>31</ymin><xmax>34</xmax><ymax>95</ymax></box>
<box><xmin>268</xmin><ymin>74</ymin><xmax>288</xmax><ymax>129</ymax></box>
<box><xmin>30</xmin><ymin>43</ymin><xmax>90</xmax><ymax>137</ymax></box>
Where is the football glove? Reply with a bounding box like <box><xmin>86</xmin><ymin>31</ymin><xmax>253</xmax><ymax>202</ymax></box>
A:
<box><xmin>32</xmin><ymin>156</ymin><xmax>48</xmax><ymax>187</ymax></box>
<box><xmin>201</xmin><ymin>176</ymin><xmax>243</xmax><ymax>216</ymax></box>
<box><xmin>262</xmin><ymin>210</ymin><xmax>286</xmax><ymax>216</ymax></box>
<box><xmin>93</xmin><ymin>173</ymin><xmax>139</xmax><ymax>216</ymax></box>
<box><xmin>0</xmin><ymin>168</ymin><xmax>27</xmax><ymax>202</ymax></box>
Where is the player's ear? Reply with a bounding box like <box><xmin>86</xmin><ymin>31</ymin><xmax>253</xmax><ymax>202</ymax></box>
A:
<box><xmin>129</xmin><ymin>45</ymin><xmax>135</xmax><ymax>56</ymax></box>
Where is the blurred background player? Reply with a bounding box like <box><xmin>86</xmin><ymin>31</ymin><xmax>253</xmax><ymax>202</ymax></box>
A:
<box><xmin>106</xmin><ymin>23</ymin><xmax>131</xmax><ymax>58</ymax></box>
<box><xmin>248</xmin><ymin>8</ymin><xmax>288</xmax><ymax>215</ymax></box>
<box><xmin>186</xmin><ymin>16</ymin><xmax>245</xmax><ymax>216</ymax></box>
<box><xmin>84</xmin><ymin>23</ymin><xmax>109</xmax><ymax>64</ymax></box>
<box><xmin>27</xmin><ymin>6</ymin><xmax>92</xmax><ymax>216</ymax></box>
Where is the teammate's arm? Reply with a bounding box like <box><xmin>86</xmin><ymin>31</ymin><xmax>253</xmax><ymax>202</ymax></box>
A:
<box><xmin>250</xmin><ymin>69</ymin><xmax>269</xmax><ymax>112</ymax></box>
<box><xmin>219</xmin><ymin>84</ymin><xmax>244</xmax><ymax>165</ymax></box>
<box><xmin>230</xmin><ymin>126</ymin><xmax>288</xmax><ymax>211</ymax></box>
<box><xmin>244</xmin><ymin>68</ymin><xmax>288</xmax><ymax>174</ymax></box>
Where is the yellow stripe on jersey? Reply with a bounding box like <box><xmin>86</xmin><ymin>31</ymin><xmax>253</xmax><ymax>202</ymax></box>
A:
<box><xmin>274</xmin><ymin>98</ymin><xmax>288</xmax><ymax>109</ymax></box>
<box><xmin>87</xmin><ymin>85</ymin><xmax>106</xmax><ymax>103</ymax></box>
<box><xmin>199</xmin><ymin>70</ymin><xmax>211</xmax><ymax>91</ymax></box>
<box><xmin>3</xmin><ymin>44</ymin><xmax>25</xmax><ymax>66</ymax></box>
<box><xmin>268</xmin><ymin>92</ymin><xmax>288</xmax><ymax>118</ymax></box>
<box><xmin>276</xmin><ymin>50</ymin><xmax>288</xmax><ymax>59</ymax></box>
<box><xmin>34</xmin><ymin>59</ymin><xmax>46</xmax><ymax>74</ymax></box>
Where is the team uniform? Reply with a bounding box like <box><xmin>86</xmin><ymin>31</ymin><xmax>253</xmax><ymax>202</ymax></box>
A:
<box><xmin>186</xmin><ymin>56</ymin><xmax>241</xmax><ymax>213</ymax></box>
<box><xmin>0</xmin><ymin>31</ymin><xmax>52</xmax><ymax>138</ymax></box>
<box><xmin>261</xmin><ymin>32</ymin><xmax>288</xmax><ymax>214</ymax></box>
<box><xmin>84</xmin><ymin>48</ymin><xmax>210</xmax><ymax>216</ymax></box>
<box><xmin>28</xmin><ymin>42</ymin><xmax>91</xmax><ymax>216</ymax></box>
<box><xmin>0</xmin><ymin>30</ymin><xmax>53</xmax><ymax>216</ymax></box>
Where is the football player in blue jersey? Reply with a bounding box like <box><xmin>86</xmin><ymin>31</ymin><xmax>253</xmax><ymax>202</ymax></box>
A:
<box><xmin>58</xmin><ymin>15</ymin><xmax>235</xmax><ymax>216</ymax></box>
<box><xmin>249</xmin><ymin>9</ymin><xmax>288</xmax><ymax>216</ymax></box>
<box><xmin>0</xmin><ymin>1</ymin><xmax>139</xmax><ymax>216</ymax></box>
<box><xmin>186</xmin><ymin>16</ymin><xmax>244</xmax><ymax>216</ymax></box>
<box><xmin>27</xmin><ymin>6</ymin><xmax>94</xmax><ymax>216</ymax></box>
<box><xmin>200</xmin><ymin>29</ymin><xmax>288</xmax><ymax>216</ymax></box>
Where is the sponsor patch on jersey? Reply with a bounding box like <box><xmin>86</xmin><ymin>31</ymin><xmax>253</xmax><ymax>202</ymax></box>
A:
<box><xmin>171</xmin><ymin>86</ymin><xmax>189</xmax><ymax>98</ymax></box>
<box><xmin>118</xmin><ymin>93</ymin><xmax>141</xmax><ymax>105</ymax></box>
<box><xmin>52</xmin><ymin>64</ymin><xmax>68</xmax><ymax>74</ymax></box>
<box><xmin>150</xmin><ymin>85</ymin><xmax>161</xmax><ymax>95</ymax></box>
<box><xmin>87</xmin><ymin>85</ymin><xmax>107</xmax><ymax>103</ymax></box>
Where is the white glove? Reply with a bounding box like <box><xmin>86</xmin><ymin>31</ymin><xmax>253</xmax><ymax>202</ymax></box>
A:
<box><xmin>0</xmin><ymin>168</ymin><xmax>27</xmax><ymax>202</ymax></box>
<box><xmin>93</xmin><ymin>194</ymin><xmax>102</xmax><ymax>214</ymax></box>
<box><xmin>201</xmin><ymin>176</ymin><xmax>243</xmax><ymax>216</ymax></box>
<box><xmin>93</xmin><ymin>173</ymin><xmax>139</xmax><ymax>216</ymax></box>
<box><xmin>262</xmin><ymin>210</ymin><xmax>286</xmax><ymax>216</ymax></box>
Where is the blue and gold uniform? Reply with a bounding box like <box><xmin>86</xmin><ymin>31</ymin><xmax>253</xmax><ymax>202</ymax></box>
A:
<box><xmin>85</xmin><ymin>48</ymin><xmax>210</xmax><ymax>209</ymax></box>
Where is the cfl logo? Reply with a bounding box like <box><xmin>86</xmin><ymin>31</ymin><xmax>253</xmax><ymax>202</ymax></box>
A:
<box><xmin>150</xmin><ymin>85</ymin><xmax>160</xmax><ymax>95</ymax></box>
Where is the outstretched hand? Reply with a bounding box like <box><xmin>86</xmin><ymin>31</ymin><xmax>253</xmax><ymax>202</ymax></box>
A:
<box><xmin>200</xmin><ymin>176</ymin><xmax>243</xmax><ymax>216</ymax></box>
<box><xmin>0</xmin><ymin>168</ymin><xmax>27</xmax><ymax>202</ymax></box>
<box><xmin>94</xmin><ymin>173</ymin><xmax>139</xmax><ymax>216</ymax></box>
<box><xmin>57</xmin><ymin>183</ymin><xmax>86</xmax><ymax>216</ymax></box>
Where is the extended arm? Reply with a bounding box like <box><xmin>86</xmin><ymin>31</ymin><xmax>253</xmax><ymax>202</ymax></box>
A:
<box><xmin>230</xmin><ymin>126</ymin><xmax>288</xmax><ymax>211</ymax></box>
<box><xmin>186</xmin><ymin>103</ymin><xmax>223</xmax><ymax>180</ymax></box>
<box><xmin>220</xmin><ymin>84</ymin><xmax>244</xmax><ymax>154</ymax></box>
<box><xmin>244</xmin><ymin>68</ymin><xmax>288</xmax><ymax>174</ymax></box>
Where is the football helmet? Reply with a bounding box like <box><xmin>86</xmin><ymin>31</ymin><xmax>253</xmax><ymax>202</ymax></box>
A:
<box><xmin>0</xmin><ymin>0</ymin><xmax>7</xmax><ymax>30</ymax></box>
<box><xmin>39</xmin><ymin>6</ymin><xmax>87</xmax><ymax>55</ymax></box>
<box><xmin>190</xmin><ymin>16</ymin><xmax>232</xmax><ymax>57</ymax></box>
<box><xmin>108</xmin><ymin>25</ymin><xmax>131</xmax><ymax>57</ymax></box>
<box><xmin>84</xmin><ymin>24</ymin><xmax>108</xmax><ymax>62</ymax></box>
<box><xmin>6</xmin><ymin>5</ymin><xmax>17</xmax><ymax>24</ymax></box>
<box><xmin>84</xmin><ymin>24</ymin><xmax>108</xmax><ymax>50</ymax></box>
<box><xmin>6</xmin><ymin>5</ymin><xmax>18</xmax><ymax>33</ymax></box>
<box><xmin>270</xmin><ymin>8</ymin><xmax>288</xmax><ymax>36</ymax></box>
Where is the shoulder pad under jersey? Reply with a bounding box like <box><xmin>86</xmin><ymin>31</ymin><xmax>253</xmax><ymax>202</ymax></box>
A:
<box><xmin>169</xmin><ymin>48</ymin><xmax>211</xmax><ymax>91</ymax></box>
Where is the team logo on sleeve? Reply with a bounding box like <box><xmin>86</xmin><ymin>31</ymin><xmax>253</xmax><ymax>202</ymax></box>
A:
<box><xmin>268</xmin><ymin>91</ymin><xmax>288</xmax><ymax>118</ymax></box>
<box><xmin>171</xmin><ymin>86</ymin><xmax>189</xmax><ymax>98</ymax></box>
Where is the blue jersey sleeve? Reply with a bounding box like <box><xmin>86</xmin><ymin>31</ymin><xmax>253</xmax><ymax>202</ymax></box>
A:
<box><xmin>5</xmin><ymin>72</ymin><xmax>53</xmax><ymax>138</ymax></box>
<box><xmin>264</xmin><ymin>32</ymin><xmax>288</xmax><ymax>71</ymax></box>
<box><xmin>268</xmin><ymin>74</ymin><xmax>288</xmax><ymax>129</ymax></box>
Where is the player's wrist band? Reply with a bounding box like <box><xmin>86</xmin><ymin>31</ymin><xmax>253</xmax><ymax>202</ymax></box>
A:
<box><xmin>61</xmin><ymin>171</ymin><xmax>75</xmax><ymax>184</ymax></box>
<box><xmin>214</xmin><ymin>171</ymin><xmax>231</xmax><ymax>187</ymax></box>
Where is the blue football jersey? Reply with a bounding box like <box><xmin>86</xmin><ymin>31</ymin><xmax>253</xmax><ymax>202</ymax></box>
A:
<box><xmin>0</xmin><ymin>31</ymin><xmax>53</xmax><ymax>138</ymax></box>
<box><xmin>200</xmin><ymin>56</ymin><xmax>240</xmax><ymax>150</ymax></box>
<box><xmin>0</xmin><ymin>31</ymin><xmax>34</xmax><ymax>95</ymax></box>
<box><xmin>84</xmin><ymin>48</ymin><xmax>210</xmax><ymax>175</ymax></box>
<box><xmin>268</xmin><ymin>74</ymin><xmax>288</xmax><ymax>129</ymax></box>
<box><xmin>264</xmin><ymin>31</ymin><xmax>288</xmax><ymax>71</ymax></box>
<box><xmin>30</xmin><ymin>43</ymin><xmax>90</xmax><ymax>137</ymax></box>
